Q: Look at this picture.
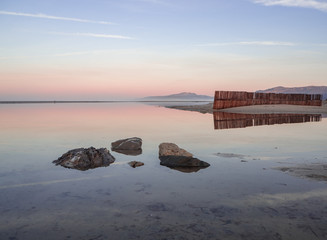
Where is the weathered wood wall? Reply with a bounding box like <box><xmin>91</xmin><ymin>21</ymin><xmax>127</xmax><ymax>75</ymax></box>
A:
<box><xmin>213</xmin><ymin>112</ymin><xmax>321</xmax><ymax>130</ymax></box>
<box><xmin>213</xmin><ymin>91</ymin><xmax>322</xmax><ymax>110</ymax></box>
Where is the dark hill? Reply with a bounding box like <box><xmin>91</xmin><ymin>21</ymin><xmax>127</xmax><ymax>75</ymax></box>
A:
<box><xmin>257</xmin><ymin>86</ymin><xmax>327</xmax><ymax>100</ymax></box>
<box><xmin>141</xmin><ymin>92</ymin><xmax>213</xmax><ymax>101</ymax></box>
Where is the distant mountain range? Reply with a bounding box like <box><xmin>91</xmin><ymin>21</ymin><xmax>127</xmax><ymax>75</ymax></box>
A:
<box><xmin>141</xmin><ymin>87</ymin><xmax>327</xmax><ymax>102</ymax></box>
<box><xmin>141</xmin><ymin>92</ymin><xmax>213</xmax><ymax>101</ymax></box>
<box><xmin>257</xmin><ymin>86</ymin><xmax>327</xmax><ymax>100</ymax></box>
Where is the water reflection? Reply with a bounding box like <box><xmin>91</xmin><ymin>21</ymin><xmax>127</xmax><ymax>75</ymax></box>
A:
<box><xmin>165</xmin><ymin>166</ymin><xmax>209</xmax><ymax>173</ymax></box>
<box><xmin>1</xmin><ymin>103</ymin><xmax>327</xmax><ymax>239</ymax></box>
<box><xmin>214</xmin><ymin>112</ymin><xmax>321</xmax><ymax>130</ymax></box>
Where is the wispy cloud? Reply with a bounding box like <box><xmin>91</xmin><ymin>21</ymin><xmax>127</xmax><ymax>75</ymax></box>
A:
<box><xmin>0</xmin><ymin>10</ymin><xmax>115</xmax><ymax>24</ymax></box>
<box><xmin>196</xmin><ymin>41</ymin><xmax>296</xmax><ymax>47</ymax></box>
<box><xmin>48</xmin><ymin>32</ymin><xmax>135</xmax><ymax>40</ymax></box>
<box><xmin>136</xmin><ymin>0</ymin><xmax>166</xmax><ymax>4</ymax></box>
<box><xmin>239</xmin><ymin>41</ymin><xmax>295</xmax><ymax>46</ymax></box>
<box><xmin>52</xmin><ymin>48</ymin><xmax>150</xmax><ymax>57</ymax></box>
<box><xmin>133</xmin><ymin>0</ymin><xmax>171</xmax><ymax>5</ymax></box>
<box><xmin>53</xmin><ymin>51</ymin><xmax>101</xmax><ymax>57</ymax></box>
<box><xmin>131</xmin><ymin>0</ymin><xmax>175</xmax><ymax>8</ymax></box>
<box><xmin>252</xmin><ymin>0</ymin><xmax>327</xmax><ymax>12</ymax></box>
<box><xmin>0</xmin><ymin>49</ymin><xmax>142</xmax><ymax>60</ymax></box>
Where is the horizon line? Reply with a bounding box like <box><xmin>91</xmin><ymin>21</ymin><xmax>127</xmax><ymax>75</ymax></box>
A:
<box><xmin>0</xmin><ymin>100</ymin><xmax>213</xmax><ymax>104</ymax></box>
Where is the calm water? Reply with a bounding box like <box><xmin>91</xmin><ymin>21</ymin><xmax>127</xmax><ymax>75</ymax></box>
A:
<box><xmin>0</xmin><ymin>103</ymin><xmax>326</xmax><ymax>240</ymax></box>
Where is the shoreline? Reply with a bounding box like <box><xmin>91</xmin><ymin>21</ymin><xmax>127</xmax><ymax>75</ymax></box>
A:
<box><xmin>166</xmin><ymin>101</ymin><xmax>327</xmax><ymax>115</ymax></box>
<box><xmin>167</xmin><ymin>101</ymin><xmax>327</xmax><ymax>181</ymax></box>
<box><xmin>274</xmin><ymin>163</ymin><xmax>327</xmax><ymax>182</ymax></box>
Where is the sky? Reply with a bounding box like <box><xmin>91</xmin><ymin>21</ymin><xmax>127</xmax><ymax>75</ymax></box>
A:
<box><xmin>0</xmin><ymin>0</ymin><xmax>327</xmax><ymax>100</ymax></box>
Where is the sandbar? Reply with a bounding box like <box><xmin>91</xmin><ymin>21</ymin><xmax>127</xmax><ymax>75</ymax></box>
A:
<box><xmin>166</xmin><ymin>101</ymin><xmax>327</xmax><ymax>115</ymax></box>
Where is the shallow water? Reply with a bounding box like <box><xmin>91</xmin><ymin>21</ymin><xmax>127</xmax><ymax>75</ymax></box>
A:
<box><xmin>0</xmin><ymin>103</ymin><xmax>326</xmax><ymax>240</ymax></box>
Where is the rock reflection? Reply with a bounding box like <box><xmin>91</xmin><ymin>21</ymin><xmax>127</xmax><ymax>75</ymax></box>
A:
<box><xmin>165</xmin><ymin>166</ymin><xmax>209</xmax><ymax>173</ymax></box>
<box><xmin>112</xmin><ymin>149</ymin><xmax>142</xmax><ymax>156</ymax></box>
<box><xmin>213</xmin><ymin>112</ymin><xmax>321</xmax><ymax>130</ymax></box>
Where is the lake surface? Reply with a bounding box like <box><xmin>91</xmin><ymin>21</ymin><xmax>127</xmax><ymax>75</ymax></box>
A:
<box><xmin>0</xmin><ymin>103</ymin><xmax>326</xmax><ymax>240</ymax></box>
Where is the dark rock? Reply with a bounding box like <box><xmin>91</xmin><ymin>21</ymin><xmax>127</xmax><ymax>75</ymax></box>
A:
<box><xmin>53</xmin><ymin>147</ymin><xmax>115</xmax><ymax>171</ymax></box>
<box><xmin>158</xmin><ymin>143</ymin><xmax>210</xmax><ymax>171</ymax></box>
<box><xmin>111</xmin><ymin>137</ymin><xmax>142</xmax><ymax>155</ymax></box>
<box><xmin>159</xmin><ymin>143</ymin><xmax>193</xmax><ymax>157</ymax></box>
<box><xmin>128</xmin><ymin>161</ymin><xmax>144</xmax><ymax>168</ymax></box>
<box><xmin>159</xmin><ymin>155</ymin><xmax>210</xmax><ymax>168</ymax></box>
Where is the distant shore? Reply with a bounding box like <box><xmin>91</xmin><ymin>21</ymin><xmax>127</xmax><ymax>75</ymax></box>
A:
<box><xmin>0</xmin><ymin>100</ymin><xmax>211</xmax><ymax>104</ymax></box>
<box><xmin>2</xmin><ymin>100</ymin><xmax>327</xmax><ymax>115</ymax></box>
<box><xmin>166</xmin><ymin>101</ymin><xmax>327</xmax><ymax>115</ymax></box>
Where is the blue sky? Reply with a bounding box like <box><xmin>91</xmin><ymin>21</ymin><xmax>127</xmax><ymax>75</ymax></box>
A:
<box><xmin>0</xmin><ymin>0</ymin><xmax>327</xmax><ymax>100</ymax></box>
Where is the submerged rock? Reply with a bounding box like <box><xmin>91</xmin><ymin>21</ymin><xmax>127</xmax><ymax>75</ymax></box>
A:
<box><xmin>128</xmin><ymin>161</ymin><xmax>144</xmax><ymax>168</ymax></box>
<box><xmin>111</xmin><ymin>137</ymin><xmax>142</xmax><ymax>155</ymax></box>
<box><xmin>53</xmin><ymin>147</ymin><xmax>115</xmax><ymax>171</ymax></box>
<box><xmin>158</xmin><ymin>143</ymin><xmax>210</xmax><ymax>171</ymax></box>
<box><xmin>159</xmin><ymin>143</ymin><xmax>193</xmax><ymax>157</ymax></box>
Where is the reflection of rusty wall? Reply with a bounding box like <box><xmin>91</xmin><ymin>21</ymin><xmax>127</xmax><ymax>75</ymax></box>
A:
<box><xmin>213</xmin><ymin>91</ymin><xmax>322</xmax><ymax>110</ymax></box>
<box><xmin>213</xmin><ymin>112</ymin><xmax>322</xmax><ymax>130</ymax></box>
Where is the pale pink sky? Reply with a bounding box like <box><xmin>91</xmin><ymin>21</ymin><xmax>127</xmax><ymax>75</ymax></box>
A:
<box><xmin>2</xmin><ymin>49</ymin><xmax>326</xmax><ymax>100</ymax></box>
